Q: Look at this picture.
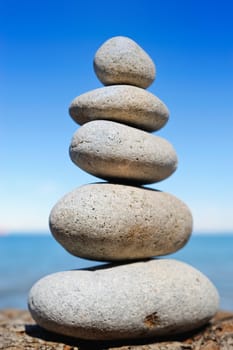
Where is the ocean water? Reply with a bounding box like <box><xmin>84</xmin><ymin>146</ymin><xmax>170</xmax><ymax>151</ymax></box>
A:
<box><xmin>0</xmin><ymin>233</ymin><xmax>232</xmax><ymax>311</ymax></box>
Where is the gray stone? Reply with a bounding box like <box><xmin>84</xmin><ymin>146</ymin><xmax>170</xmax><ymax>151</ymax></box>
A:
<box><xmin>69</xmin><ymin>85</ymin><xmax>169</xmax><ymax>132</ymax></box>
<box><xmin>49</xmin><ymin>183</ymin><xmax>193</xmax><ymax>260</ymax></box>
<box><xmin>94</xmin><ymin>36</ymin><xmax>156</xmax><ymax>88</ymax></box>
<box><xmin>69</xmin><ymin>120</ymin><xmax>177</xmax><ymax>184</ymax></box>
<box><xmin>28</xmin><ymin>259</ymin><xmax>219</xmax><ymax>340</ymax></box>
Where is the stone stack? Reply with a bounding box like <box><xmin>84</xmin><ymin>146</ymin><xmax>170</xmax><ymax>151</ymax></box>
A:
<box><xmin>28</xmin><ymin>36</ymin><xmax>219</xmax><ymax>341</ymax></box>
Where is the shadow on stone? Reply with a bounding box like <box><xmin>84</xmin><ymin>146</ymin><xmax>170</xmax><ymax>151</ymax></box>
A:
<box><xmin>25</xmin><ymin>322</ymin><xmax>209</xmax><ymax>349</ymax></box>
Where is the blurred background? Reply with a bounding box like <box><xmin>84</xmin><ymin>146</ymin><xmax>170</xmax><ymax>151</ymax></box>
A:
<box><xmin>0</xmin><ymin>0</ymin><xmax>232</xmax><ymax>310</ymax></box>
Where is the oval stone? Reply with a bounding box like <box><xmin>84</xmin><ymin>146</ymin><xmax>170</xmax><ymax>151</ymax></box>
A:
<box><xmin>28</xmin><ymin>259</ymin><xmax>219</xmax><ymax>340</ymax></box>
<box><xmin>49</xmin><ymin>183</ymin><xmax>193</xmax><ymax>260</ymax></box>
<box><xmin>69</xmin><ymin>85</ymin><xmax>169</xmax><ymax>132</ymax></box>
<box><xmin>94</xmin><ymin>36</ymin><xmax>156</xmax><ymax>88</ymax></box>
<box><xmin>69</xmin><ymin>120</ymin><xmax>177</xmax><ymax>184</ymax></box>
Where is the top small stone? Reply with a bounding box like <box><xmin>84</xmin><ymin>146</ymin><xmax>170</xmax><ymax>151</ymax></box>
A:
<box><xmin>94</xmin><ymin>36</ymin><xmax>156</xmax><ymax>89</ymax></box>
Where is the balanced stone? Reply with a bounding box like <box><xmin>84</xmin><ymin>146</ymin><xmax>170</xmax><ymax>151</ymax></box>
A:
<box><xmin>69</xmin><ymin>120</ymin><xmax>177</xmax><ymax>184</ymax></box>
<box><xmin>28</xmin><ymin>259</ymin><xmax>219</xmax><ymax>340</ymax></box>
<box><xmin>94</xmin><ymin>36</ymin><xmax>156</xmax><ymax>88</ymax></box>
<box><xmin>69</xmin><ymin>85</ymin><xmax>169</xmax><ymax>132</ymax></box>
<box><xmin>49</xmin><ymin>183</ymin><xmax>193</xmax><ymax>261</ymax></box>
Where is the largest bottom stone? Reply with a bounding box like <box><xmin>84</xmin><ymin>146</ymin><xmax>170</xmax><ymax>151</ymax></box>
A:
<box><xmin>28</xmin><ymin>259</ymin><xmax>219</xmax><ymax>341</ymax></box>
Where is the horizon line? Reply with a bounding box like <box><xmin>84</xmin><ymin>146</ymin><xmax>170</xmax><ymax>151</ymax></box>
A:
<box><xmin>1</xmin><ymin>230</ymin><xmax>233</xmax><ymax>236</ymax></box>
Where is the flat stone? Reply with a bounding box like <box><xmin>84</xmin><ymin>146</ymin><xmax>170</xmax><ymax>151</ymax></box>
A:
<box><xmin>69</xmin><ymin>120</ymin><xmax>177</xmax><ymax>184</ymax></box>
<box><xmin>94</xmin><ymin>36</ymin><xmax>156</xmax><ymax>88</ymax></box>
<box><xmin>49</xmin><ymin>183</ymin><xmax>193</xmax><ymax>261</ymax></box>
<box><xmin>28</xmin><ymin>259</ymin><xmax>219</xmax><ymax>340</ymax></box>
<box><xmin>69</xmin><ymin>85</ymin><xmax>169</xmax><ymax>132</ymax></box>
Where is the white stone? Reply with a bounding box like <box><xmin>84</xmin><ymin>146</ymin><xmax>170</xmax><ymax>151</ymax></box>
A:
<box><xmin>94</xmin><ymin>36</ymin><xmax>156</xmax><ymax>88</ymax></box>
<box><xmin>69</xmin><ymin>120</ymin><xmax>177</xmax><ymax>184</ymax></box>
<box><xmin>69</xmin><ymin>85</ymin><xmax>169</xmax><ymax>132</ymax></box>
<box><xmin>49</xmin><ymin>183</ymin><xmax>193</xmax><ymax>260</ymax></box>
<box><xmin>28</xmin><ymin>259</ymin><xmax>219</xmax><ymax>340</ymax></box>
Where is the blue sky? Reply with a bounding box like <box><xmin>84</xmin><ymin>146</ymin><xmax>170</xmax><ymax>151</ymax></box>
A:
<box><xmin>0</xmin><ymin>0</ymin><xmax>233</xmax><ymax>233</ymax></box>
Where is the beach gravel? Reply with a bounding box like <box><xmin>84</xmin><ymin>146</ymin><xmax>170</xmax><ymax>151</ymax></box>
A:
<box><xmin>28</xmin><ymin>259</ymin><xmax>219</xmax><ymax>340</ymax></box>
<box><xmin>1</xmin><ymin>308</ymin><xmax>233</xmax><ymax>349</ymax></box>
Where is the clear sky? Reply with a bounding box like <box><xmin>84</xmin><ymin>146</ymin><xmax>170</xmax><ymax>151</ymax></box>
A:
<box><xmin>1</xmin><ymin>0</ymin><xmax>233</xmax><ymax>233</ymax></box>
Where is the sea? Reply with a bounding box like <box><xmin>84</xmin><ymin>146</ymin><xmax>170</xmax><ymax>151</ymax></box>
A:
<box><xmin>0</xmin><ymin>233</ymin><xmax>232</xmax><ymax>311</ymax></box>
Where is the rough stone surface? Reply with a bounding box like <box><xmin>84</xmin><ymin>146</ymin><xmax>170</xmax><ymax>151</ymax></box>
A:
<box><xmin>1</xmin><ymin>309</ymin><xmax>233</xmax><ymax>350</ymax></box>
<box><xmin>69</xmin><ymin>120</ymin><xmax>177</xmax><ymax>184</ymax></box>
<box><xmin>49</xmin><ymin>183</ymin><xmax>193</xmax><ymax>261</ymax></box>
<box><xmin>69</xmin><ymin>85</ymin><xmax>169</xmax><ymax>132</ymax></box>
<box><xmin>28</xmin><ymin>260</ymin><xmax>219</xmax><ymax>341</ymax></box>
<box><xmin>94</xmin><ymin>36</ymin><xmax>156</xmax><ymax>88</ymax></box>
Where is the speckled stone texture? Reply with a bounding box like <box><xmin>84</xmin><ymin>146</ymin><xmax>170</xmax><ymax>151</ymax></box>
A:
<box><xmin>49</xmin><ymin>183</ymin><xmax>193</xmax><ymax>261</ymax></box>
<box><xmin>69</xmin><ymin>120</ymin><xmax>177</xmax><ymax>184</ymax></box>
<box><xmin>94</xmin><ymin>36</ymin><xmax>156</xmax><ymax>88</ymax></box>
<box><xmin>28</xmin><ymin>259</ymin><xmax>219</xmax><ymax>341</ymax></box>
<box><xmin>69</xmin><ymin>85</ymin><xmax>169</xmax><ymax>132</ymax></box>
